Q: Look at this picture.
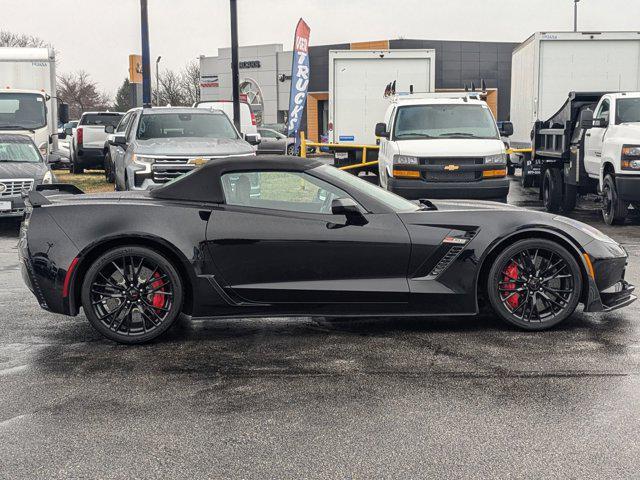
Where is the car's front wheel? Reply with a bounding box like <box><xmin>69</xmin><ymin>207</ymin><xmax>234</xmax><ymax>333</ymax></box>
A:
<box><xmin>81</xmin><ymin>246</ymin><xmax>184</xmax><ymax>344</ymax></box>
<box><xmin>487</xmin><ymin>239</ymin><xmax>582</xmax><ymax>330</ymax></box>
<box><xmin>104</xmin><ymin>152</ymin><xmax>114</xmax><ymax>183</ymax></box>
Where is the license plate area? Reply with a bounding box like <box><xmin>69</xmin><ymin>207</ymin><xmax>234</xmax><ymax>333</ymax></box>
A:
<box><xmin>0</xmin><ymin>200</ymin><xmax>12</xmax><ymax>212</ymax></box>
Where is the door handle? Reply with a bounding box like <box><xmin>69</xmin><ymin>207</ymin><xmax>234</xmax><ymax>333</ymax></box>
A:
<box><xmin>585</xmin><ymin>133</ymin><xmax>591</xmax><ymax>137</ymax></box>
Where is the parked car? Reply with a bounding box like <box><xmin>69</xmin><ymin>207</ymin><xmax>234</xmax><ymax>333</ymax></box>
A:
<box><xmin>56</xmin><ymin>120</ymin><xmax>78</xmax><ymax>168</ymax></box>
<box><xmin>64</xmin><ymin>112</ymin><xmax>123</xmax><ymax>174</ymax></box>
<box><xmin>21</xmin><ymin>156</ymin><xmax>635</xmax><ymax>344</ymax></box>
<box><xmin>0</xmin><ymin>134</ymin><xmax>55</xmax><ymax>218</ymax></box>
<box><xmin>376</xmin><ymin>93</ymin><xmax>512</xmax><ymax>201</ymax></box>
<box><xmin>261</xmin><ymin>123</ymin><xmax>288</xmax><ymax>135</ymax></box>
<box><xmin>106</xmin><ymin>107</ymin><xmax>258</xmax><ymax>190</ymax></box>
<box><xmin>257</xmin><ymin>127</ymin><xmax>296</xmax><ymax>155</ymax></box>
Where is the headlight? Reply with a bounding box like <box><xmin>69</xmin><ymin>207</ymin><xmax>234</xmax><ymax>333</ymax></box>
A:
<box><xmin>622</xmin><ymin>145</ymin><xmax>640</xmax><ymax>170</ymax></box>
<box><xmin>132</xmin><ymin>154</ymin><xmax>154</xmax><ymax>174</ymax></box>
<box><xmin>38</xmin><ymin>142</ymin><xmax>48</xmax><ymax>157</ymax></box>
<box><xmin>42</xmin><ymin>171</ymin><xmax>53</xmax><ymax>184</ymax></box>
<box><xmin>553</xmin><ymin>215</ymin><xmax>617</xmax><ymax>244</ymax></box>
<box><xmin>393</xmin><ymin>155</ymin><xmax>419</xmax><ymax>165</ymax></box>
<box><xmin>485</xmin><ymin>153</ymin><xmax>507</xmax><ymax>165</ymax></box>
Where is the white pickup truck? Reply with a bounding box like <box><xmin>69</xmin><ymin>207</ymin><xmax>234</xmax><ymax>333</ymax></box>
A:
<box><xmin>375</xmin><ymin>93</ymin><xmax>513</xmax><ymax>201</ymax></box>
<box><xmin>533</xmin><ymin>92</ymin><xmax>640</xmax><ymax>225</ymax></box>
<box><xmin>64</xmin><ymin>111</ymin><xmax>123</xmax><ymax>173</ymax></box>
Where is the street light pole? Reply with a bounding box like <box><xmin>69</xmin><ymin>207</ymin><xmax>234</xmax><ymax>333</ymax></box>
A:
<box><xmin>140</xmin><ymin>0</ymin><xmax>152</xmax><ymax>107</ymax></box>
<box><xmin>573</xmin><ymin>0</ymin><xmax>580</xmax><ymax>32</ymax></box>
<box><xmin>229</xmin><ymin>0</ymin><xmax>241</xmax><ymax>132</ymax></box>
<box><xmin>155</xmin><ymin>56</ymin><xmax>162</xmax><ymax>106</ymax></box>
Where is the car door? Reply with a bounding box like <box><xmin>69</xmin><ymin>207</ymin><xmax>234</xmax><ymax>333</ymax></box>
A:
<box><xmin>204</xmin><ymin>169</ymin><xmax>411</xmax><ymax>305</ymax></box>
<box><xmin>257</xmin><ymin>129</ymin><xmax>278</xmax><ymax>153</ymax></box>
<box><xmin>114</xmin><ymin>112</ymin><xmax>138</xmax><ymax>184</ymax></box>
<box><xmin>584</xmin><ymin>99</ymin><xmax>609</xmax><ymax>176</ymax></box>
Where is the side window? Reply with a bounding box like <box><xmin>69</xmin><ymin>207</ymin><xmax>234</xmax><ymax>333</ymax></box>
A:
<box><xmin>116</xmin><ymin>113</ymin><xmax>132</xmax><ymax>133</ymax></box>
<box><xmin>221</xmin><ymin>171</ymin><xmax>353</xmax><ymax>214</ymax></box>
<box><xmin>595</xmin><ymin>100</ymin><xmax>610</xmax><ymax>123</ymax></box>
<box><xmin>126</xmin><ymin>113</ymin><xmax>140</xmax><ymax>141</ymax></box>
<box><xmin>259</xmin><ymin>129</ymin><xmax>275</xmax><ymax>138</ymax></box>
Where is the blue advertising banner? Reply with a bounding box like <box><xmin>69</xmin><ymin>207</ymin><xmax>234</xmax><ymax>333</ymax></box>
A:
<box><xmin>287</xmin><ymin>18</ymin><xmax>311</xmax><ymax>146</ymax></box>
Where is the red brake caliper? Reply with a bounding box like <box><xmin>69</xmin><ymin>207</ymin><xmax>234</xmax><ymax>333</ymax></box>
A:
<box><xmin>151</xmin><ymin>272</ymin><xmax>165</xmax><ymax>310</ymax></box>
<box><xmin>503</xmin><ymin>262</ymin><xmax>520</xmax><ymax>310</ymax></box>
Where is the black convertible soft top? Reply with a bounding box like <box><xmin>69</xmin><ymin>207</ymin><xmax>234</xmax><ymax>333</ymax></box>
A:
<box><xmin>149</xmin><ymin>155</ymin><xmax>324</xmax><ymax>204</ymax></box>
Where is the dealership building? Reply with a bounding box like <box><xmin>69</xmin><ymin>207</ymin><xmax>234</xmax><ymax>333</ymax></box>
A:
<box><xmin>199</xmin><ymin>38</ymin><xmax>518</xmax><ymax>141</ymax></box>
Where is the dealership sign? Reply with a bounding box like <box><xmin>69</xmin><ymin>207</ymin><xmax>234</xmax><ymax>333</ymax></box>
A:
<box><xmin>287</xmin><ymin>18</ymin><xmax>311</xmax><ymax>142</ymax></box>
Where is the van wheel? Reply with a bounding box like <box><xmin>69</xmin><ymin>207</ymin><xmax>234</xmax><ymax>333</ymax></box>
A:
<box><xmin>602</xmin><ymin>174</ymin><xmax>628</xmax><ymax>225</ymax></box>
<box><xmin>542</xmin><ymin>168</ymin><xmax>562</xmax><ymax>213</ymax></box>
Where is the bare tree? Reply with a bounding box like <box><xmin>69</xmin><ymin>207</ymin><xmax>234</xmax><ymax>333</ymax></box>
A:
<box><xmin>156</xmin><ymin>69</ymin><xmax>186</xmax><ymax>106</ymax></box>
<box><xmin>57</xmin><ymin>71</ymin><xmax>111</xmax><ymax>119</ymax></box>
<box><xmin>180</xmin><ymin>60</ymin><xmax>201</xmax><ymax>106</ymax></box>
<box><xmin>0</xmin><ymin>31</ymin><xmax>52</xmax><ymax>49</ymax></box>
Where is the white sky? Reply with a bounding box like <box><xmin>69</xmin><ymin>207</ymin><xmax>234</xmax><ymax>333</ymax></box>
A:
<box><xmin>3</xmin><ymin>0</ymin><xmax>639</xmax><ymax>97</ymax></box>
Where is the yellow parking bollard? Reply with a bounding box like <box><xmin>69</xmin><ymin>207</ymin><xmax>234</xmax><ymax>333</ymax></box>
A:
<box><xmin>300</xmin><ymin>131</ymin><xmax>307</xmax><ymax>158</ymax></box>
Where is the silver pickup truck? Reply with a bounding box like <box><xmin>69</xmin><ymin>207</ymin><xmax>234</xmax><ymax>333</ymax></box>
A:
<box><xmin>106</xmin><ymin>107</ymin><xmax>259</xmax><ymax>191</ymax></box>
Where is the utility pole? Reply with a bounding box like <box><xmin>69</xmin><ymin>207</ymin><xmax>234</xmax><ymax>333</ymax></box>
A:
<box><xmin>155</xmin><ymin>56</ymin><xmax>162</xmax><ymax>106</ymax></box>
<box><xmin>140</xmin><ymin>0</ymin><xmax>152</xmax><ymax>107</ymax></box>
<box><xmin>230</xmin><ymin>0</ymin><xmax>241</xmax><ymax>132</ymax></box>
<box><xmin>573</xmin><ymin>0</ymin><xmax>580</xmax><ymax>32</ymax></box>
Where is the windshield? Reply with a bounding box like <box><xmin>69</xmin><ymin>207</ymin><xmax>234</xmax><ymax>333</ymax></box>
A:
<box><xmin>616</xmin><ymin>98</ymin><xmax>640</xmax><ymax>124</ymax></box>
<box><xmin>137</xmin><ymin>113</ymin><xmax>239</xmax><ymax>140</ymax></box>
<box><xmin>80</xmin><ymin>113</ymin><xmax>122</xmax><ymax>127</ymax></box>
<box><xmin>393</xmin><ymin>104</ymin><xmax>499</xmax><ymax>140</ymax></box>
<box><xmin>315</xmin><ymin>165</ymin><xmax>420</xmax><ymax>212</ymax></box>
<box><xmin>0</xmin><ymin>140</ymin><xmax>42</xmax><ymax>163</ymax></box>
<box><xmin>0</xmin><ymin>93</ymin><xmax>46</xmax><ymax>130</ymax></box>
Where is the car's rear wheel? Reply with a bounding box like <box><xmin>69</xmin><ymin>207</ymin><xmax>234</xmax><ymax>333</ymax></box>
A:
<box><xmin>487</xmin><ymin>239</ymin><xmax>582</xmax><ymax>331</ymax></box>
<box><xmin>81</xmin><ymin>246</ymin><xmax>184</xmax><ymax>344</ymax></box>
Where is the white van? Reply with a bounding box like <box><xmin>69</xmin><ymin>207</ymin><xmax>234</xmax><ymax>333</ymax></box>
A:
<box><xmin>376</xmin><ymin>93</ymin><xmax>513</xmax><ymax>201</ymax></box>
<box><xmin>194</xmin><ymin>100</ymin><xmax>258</xmax><ymax>137</ymax></box>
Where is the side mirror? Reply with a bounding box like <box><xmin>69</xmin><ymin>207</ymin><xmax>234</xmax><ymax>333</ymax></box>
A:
<box><xmin>375</xmin><ymin>122</ymin><xmax>389</xmax><ymax>139</ymax></box>
<box><xmin>244</xmin><ymin>133</ymin><xmax>261</xmax><ymax>146</ymax></box>
<box><xmin>58</xmin><ymin>103</ymin><xmax>69</xmax><ymax>125</ymax></box>
<box><xmin>331</xmin><ymin>198</ymin><xmax>367</xmax><ymax>225</ymax></box>
<box><xmin>57</xmin><ymin>131</ymin><xmax>67</xmax><ymax>139</ymax></box>
<box><xmin>109</xmin><ymin>134</ymin><xmax>127</xmax><ymax>147</ymax></box>
<box><xmin>498</xmin><ymin>121</ymin><xmax>513</xmax><ymax>137</ymax></box>
<box><xmin>105</xmin><ymin>125</ymin><xmax>115</xmax><ymax>134</ymax></box>
<box><xmin>580</xmin><ymin>109</ymin><xmax>594</xmax><ymax>129</ymax></box>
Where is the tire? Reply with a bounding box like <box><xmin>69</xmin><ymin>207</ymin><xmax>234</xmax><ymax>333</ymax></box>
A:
<box><xmin>70</xmin><ymin>158</ymin><xmax>84</xmax><ymax>174</ymax></box>
<box><xmin>286</xmin><ymin>144</ymin><xmax>296</xmax><ymax>156</ymax></box>
<box><xmin>507</xmin><ymin>161</ymin><xmax>515</xmax><ymax>176</ymax></box>
<box><xmin>487</xmin><ymin>238</ymin><xmax>582</xmax><ymax>331</ymax></box>
<box><xmin>561</xmin><ymin>183</ymin><xmax>577</xmax><ymax>213</ymax></box>
<box><xmin>602</xmin><ymin>174</ymin><xmax>628</xmax><ymax>225</ymax></box>
<box><xmin>104</xmin><ymin>152</ymin><xmax>114</xmax><ymax>183</ymax></box>
<box><xmin>81</xmin><ymin>246</ymin><xmax>184</xmax><ymax>344</ymax></box>
<box><xmin>542</xmin><ymin>168</ymin><xmax>562</xmax><ymax>213</ymax></box>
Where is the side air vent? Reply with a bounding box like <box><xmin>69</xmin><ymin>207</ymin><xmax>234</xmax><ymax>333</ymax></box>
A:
<box><xmin>428</xmin><ymin>245</ymin><xmax>465</xmax><ymax>279</ymax></box>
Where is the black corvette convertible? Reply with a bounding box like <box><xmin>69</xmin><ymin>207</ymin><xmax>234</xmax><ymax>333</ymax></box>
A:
<box><xmin>20</xmin><ymin>155</ymin><xmax>635</xmax><ymax>344</ymax></box>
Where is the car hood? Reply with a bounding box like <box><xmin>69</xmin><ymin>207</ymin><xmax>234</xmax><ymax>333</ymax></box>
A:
<box><xmin>397</xmin><ymin>138</ymin><xmax>505</xmax><ymax>157</ymax></box>
<box><xmin>134</xmin><ymin>137</ymin><xmax>254</xmax><ymax>157</ymax></box>
<box><xmin>429</xmin><ymin>199</ymin><xmax>524</xmax><ymax>212</ymax></box>
<box><xmin>0</xmin><ymin>162</ymin><xmax>48</xmax><ymax>180</ymax></box>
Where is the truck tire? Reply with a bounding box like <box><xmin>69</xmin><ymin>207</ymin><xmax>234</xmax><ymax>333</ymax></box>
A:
<box><xmin>542</xmin><ymin>168</ymin><xmax>562</xmax><ymax>213</ymax></box>
<box><xmin>561</xmin><ymin>183</ymin><xmax>578</xmax><ymax>213</ymax></box>
<box><xmin>602</xmin><ymin>174</ymin><xmax>628</xmax><ymax>225</ymax></box>
<box><xmin>70</xmin><ymin>158</ymin><xmax>84</xmax><ymax>175</ymax></box>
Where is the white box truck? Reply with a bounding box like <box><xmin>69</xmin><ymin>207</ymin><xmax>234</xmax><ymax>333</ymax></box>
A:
<box><xmin>328</xmin><ymin>49</ymin><xmax>435</xmax><ymax>149</ymax></box>
<box><xmin>0</xmin><ymin>47</ymin><xmax>68</xmax><ymax>161</ymax></box>
<box><xmin>510</xmin><ymin>32</ymin><xmax>640</xmax><ymax>186</ymax></box>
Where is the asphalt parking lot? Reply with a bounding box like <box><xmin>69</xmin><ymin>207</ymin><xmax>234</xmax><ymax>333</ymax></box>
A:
<box><xmin>1</xmin><ymin>177</ymin><xmax>640</xmax><ymax>479</ymax></box>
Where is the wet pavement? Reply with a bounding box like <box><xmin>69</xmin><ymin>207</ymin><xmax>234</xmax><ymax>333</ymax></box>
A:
<box><xmin>1</xmin><ymin>177</ymin><xmax>640</xmax><ymax>479</ymax></box>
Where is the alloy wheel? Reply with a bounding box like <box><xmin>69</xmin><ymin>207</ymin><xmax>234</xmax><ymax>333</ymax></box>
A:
<box><xmin>497</xmin><ymin>247</ymin><xmax>576</xmax><ymax>324</ymax></box>
<box><xmin>89</xmin><ymin>254</ymin><xmax>174</xmax><ymax>337</ymax></box>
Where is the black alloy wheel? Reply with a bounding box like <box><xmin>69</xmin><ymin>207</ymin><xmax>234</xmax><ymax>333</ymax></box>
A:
<box><xmin>286</xmin><ymin>143</ymin><xmax>296</xmax><ymax>156</ymax></box>
<box><xmin>81</xmin><ymin>246</ymin><xmax>183</xmax><ymax>343</ymax></box>
<box><xmin>487</xmin><ymin>239</ymin><xmax>582</xmax><ymax>330</ymax></box>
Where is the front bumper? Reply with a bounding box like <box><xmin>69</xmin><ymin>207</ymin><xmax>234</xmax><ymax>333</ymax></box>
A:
<box><xmin>583</xmin><ymin>249</ymin><xmax>636</xmax><ymax>313</ymax></box>
<box><xmin>615</xmin><ymin>175</ymin><xmax>640</xmax><ymax>203</ymax></box>
<box><xmin>388</xmin><ymin>177</ymin><xmax>509</xmax><ymax>200</ymax></box>
<box><xmin>0</xmin><ymin>195</ymin><xmax>26</xmax><ymax>218</ymax></box>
